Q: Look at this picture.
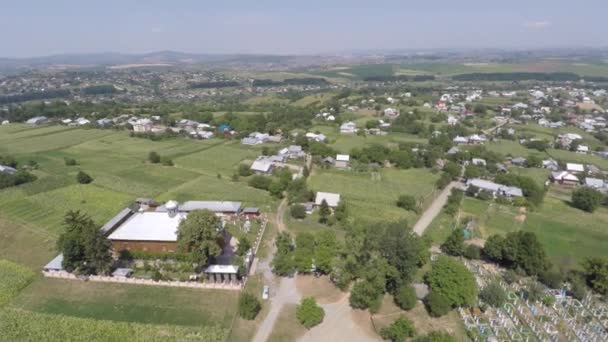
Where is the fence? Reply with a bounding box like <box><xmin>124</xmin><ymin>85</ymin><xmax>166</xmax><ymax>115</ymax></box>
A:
<box><xmin>42</xmin><ymin>270</ymin><xmax>243</xmax><ymax>290</ymax></box>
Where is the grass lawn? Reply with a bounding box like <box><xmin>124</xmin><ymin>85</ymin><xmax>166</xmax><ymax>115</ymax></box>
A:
<box><xmin>424</xmin><ymin>212</ymin><xmax>457</xmax><ymax>246</ymax></box>
<box><xmin>266</xmin><ymin>304</ymin><xmax>307</xmax><ymax>342</ymax></box>
<box><xmin>11</xmin><ymin>277</ymin><xmax>239</xmax><ymax>328</ymax></box>
<box><xmin>0</xmin><ymin>260</ymin><xmax>35</xmax><ymax>306</ymax></box>
<box><xmin>458</xmin><ymin>192</ymin><xmax>608</xmax><ymax>267</ymax></box>
<box><xmin>372</xmin><ymin>295</ymin><xmax>467</xmax><ymax>339</ymax></box>
<box><xmin>308</xmin><ymin>168</ymin><xmax>439</xmax><ymax>224</ymax></box>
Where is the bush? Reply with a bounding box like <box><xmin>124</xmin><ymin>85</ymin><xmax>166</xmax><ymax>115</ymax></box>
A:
<box><xmin>238</xmin><ymin>292</ymin><xmax>261</xmax><ymax>320</ymax></box>
<box><xmin>161</xmin><ymin>157</ymin><xmax>174</xmax><ymax>166</ymax></box>
<box><xmin>290</xmin><ymin>204</ymin><xmax>307</xmax><ymax>219</ymax></box>
<box><xmin>238</xmin><ymin>164</ymin><xmax>253</xmax><ymax>177</ymax></box>
<box><xmin>248</xmin><ymin>175</ymin><xmax>272</xmax><ymax>190</ymax></box>
<box><xmin>64</xmin><ymin>157</ymin><xmax>77</xmax><ymax>166</ymax></box>
<box><xmin>440</xmin><ymin>229</ymin><xmax>465</xmax><ymax>256</ymax></box>
<box><xmin>396</xmin><ymin>195</ymin><xmax>418</xmax><ymax>212</ymax></box>
<box><xmin>424</xmin><ymin>257</ymin><xmax>477</xmax><ymax>308</ymax></box>
<box><xmin>379</xmin><ymin>316</ymin><xmax>416</xmax><ymax>341</ymax></box>
<box><xmin>414</xmin><ymin>331</ymin><xmax>456</xmax><ymax>342</ymax></box>
<box><xmin>296</xmin><ymin>297</ymin><xmax>325</xmax><ymax>328</ymax></box>
<box><xmin>539</xmin><ymin>270</ymin><xmax>565</xmax><ymax>289</ymax></box>
<box><xmin>479</xmin><ymin>282</ymin><xmax>506</xmax><ymax>308</ymax></box>
<box><xmin>148</xmin><ymin>151</ymin><xmax>161</xmax><ymax>163</ymax></box>
<box><xmin>425</xmin><ymin>291</ymin><xmax>451</xmax><ymax>317</ymax></box>
<box><xmin>394</xmin><ymin>285</ymin><xmax>417</xmax><ymax>311</ymax></box>
<box><xmin>571</xmin><ymin>187</ymin><xmax>604</xmax><ymax>213</ymax></box>
<box><xmin>464</xmin><ymin>245</ymin><xmax>481</xmax><ymax>260</ymax></box>
<box><xmin>76</xmin><ymin>171</ymin><xmax>93</xmax><ymax>184</ymax></box>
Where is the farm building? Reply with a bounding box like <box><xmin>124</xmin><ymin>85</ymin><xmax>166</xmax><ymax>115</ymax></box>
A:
<box><xmin>107</xmin><ymin>211</ymin><xmax>186</xmax><ymax>253</ymax></box>
<box><xmin>566</xmin><ymin>163</ymin><xmax>585</xmax><ymax>173</ymax></box>
<box><xmin>315</xmin><ymin>192</ymin><xmax>341</xmax><ymax>207</ymax></box>
<box><xmin>466</xmin><ymin>178</ymin><xmax>523</xmax><ymax>198</ymax></box>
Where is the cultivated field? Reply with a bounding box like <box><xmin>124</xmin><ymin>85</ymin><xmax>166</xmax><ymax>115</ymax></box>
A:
<box><xmin>0</xmin><ymin>124</ymin><xmax>279</xmax><ymax>338</ymax></box>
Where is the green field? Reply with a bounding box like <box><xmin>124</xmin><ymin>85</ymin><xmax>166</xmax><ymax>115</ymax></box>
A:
<box><xmin>0</xmin><ymin>124</ymin><xmax>278</xmax><ymax>336</ymax></box>
<box><xmin>457</xmin><ymin>192</ymin><xmax>608</xmax><ymax>267</ymax></box>
<box><xmin>308</xmin><ymin>168</ymin><xmax>439</xmax><ymax>224</ymax></box>
<box><xmin>11</xmin><ymin>278</ymin><xmax>238</xmax><ymax>327</ymax></box>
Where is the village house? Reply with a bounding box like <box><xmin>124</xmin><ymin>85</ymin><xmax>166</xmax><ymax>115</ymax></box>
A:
<box><xmin>0</xmin><ymin>164</ymin><xmax>18</xmax><ymax>175</ymax></box>
<box><xmin>510</xmin><ymin>157</ymin><xmax>527</xmax><ymax>167</ymax></box>
<box><xmin>335</xmin><ymin>154</ymin><xmax>350</xmax><ymax>169</ymax></box>
<box><xmin>340</xmin><ymin>121</ymin><xmax>357</xmax><ymax>134</ymax></box>
<box><xmin>250</xmin><ymin>157</ymin><xmax>275</xmax><ymax>175</ymax></box>
<box><xmin>26</xmin><ymin>116</ymin><xmax>48</xmax><ymax>125</ymax></box>
<box><xmin>541</xmin><ymin>159</ymin><xmax>559</xmax><ymax>171</ymax></box>
<box><xmin>584</xmin><ymin>178</ymin><xmax>606</xmax><ymax>191</ymax></box>
<box><xmin>466</xmin><ymin>178</ymin><xmax>523</xmax><ymax>198</ymax></box>
<box><xmin>241</xmin><ymin>132</ymin><xmax>269</xmax><ymax>145</ymax></box>
<box><xmin>279</xmin><ymin>145</ymin><xmax>305</xmax><ymax>159</ymax></box>
<box><xmin>550</xmin><ymin>171</ymin><xmax>580</xmax><ymax>187</ymax></box>
<box><xmin>384</xmin><ymin>108</ymin><xmax>399</xmax><ymax>117</ymax></box>
<box><xmin>133</xmin><ymin>118</ymin><xmax>153</xmax><ymax>132</ymax></box>
<box><xmin>305</xmin><ymin>132</ymin><xmax>327</xmax><ymax>143</ymax></box>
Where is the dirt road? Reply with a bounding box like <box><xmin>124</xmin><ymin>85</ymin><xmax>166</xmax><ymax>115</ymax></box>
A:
<box><xmin>412</xmin><ymin>181</ymin><xmax>461</xmax><ymax>236</ymax></box>
<box><xmin>252</xmin><ymin>276</ymin><xmax>301</xmax><ymax>342</ymax></box>
<box><xmin>298</xmin><ymin>295</ymin><xmax>379</xmax><ymax>342</ymax></box>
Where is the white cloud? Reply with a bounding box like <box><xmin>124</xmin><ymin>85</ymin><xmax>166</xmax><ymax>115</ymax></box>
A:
<box><xmin>524</xmin><ymin>21</ymin><xmax>551</xmax><ymax>29</ymax></box>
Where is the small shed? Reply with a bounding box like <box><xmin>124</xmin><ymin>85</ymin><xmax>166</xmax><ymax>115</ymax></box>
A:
<box><xmin>241</xmin><ymin>207</ymin><xmax>261</xmax><ymax>217</ymax></box>
<box><xmin>204</xmin><ymin>264</ymin><xmax>239</xmax><ymax>283</ymax></box>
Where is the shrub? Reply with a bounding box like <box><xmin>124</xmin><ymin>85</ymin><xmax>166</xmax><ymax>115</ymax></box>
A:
<box><xmin>479</xmin><ymin>282</ymin><xmax>506</xmax><ymax>308</ymax></box>
<box><xmin>425</xmin><ymin>291</ymin><xmax>451</xmax><ymax>317</ymax></box>
<box><xmin>396</xmin><ymin>195</ymin><xmax>418</xmax><ymax>212</ymax></box>
<box><xmin>394</xmin><ymin>285</ymin><xmax>417</xmax><ymax>311</ymax></box>
<box><xmin>248</xmin><ymin>175</ymin><xmax>272</xmax><ymax>190</ymax></box>
<box><xmin>76</xmin><ymin>171</ymin><xmax>93</xmax><ymax>184</ymax></box>
<box><xmin>296</xmin><ymin>297</ymin><xmax>324</xmax><ymax>328</ymax></box>
<box><xmin>238</xmin><ymin>292</ymin><xmax>261</xmax><ymax>320</ymax></box>
<box><xmin>441</xmin><ymin>229</ymin><xmax>465</xmax><ymax>256</ymax></box>
<box><xmin>290</xmin><ymin>204</ymin><xmax>307</xmax><ymax>219</ymax></box>
<box><xmin>464</xmin><ymin>245</ymin><xmax>481</xmax><ymax>260</ymax></box>
<box><xmin>238</xmin><ymin>164</ymin><xmax>253</xmax><ymax>177</ymax></box>
<box><xmin>425</xmin><ymin>257</ymin><xmax>477</xmax><ymax>308</ymax></box>
<box><xmin>148</xmin><ymin>151</ymin><xmax>161</xmax><ymax>163</ymax></box>
<box><xmin>414</xmin><ymin>331</ymin><xmax>456</xmax><ymax>342</ymax></box>
<box><xmin>539</xmin><ymin>270</ymin><xmax>565</xmax><ymax>289</ymax></box>
<box><xmin>380</xmin><ymin>316</ymin><xmax>416</xmax><ymax>341</ymax></box>
<box><xmin>161</xmin><ymin>157</ymin><xmax>174</xmax><ymax>166</ymax></box>
<box><xmin>64</xmin><ymin>157</ymin><xmax>77</xmax><ymax>166</ymax></box>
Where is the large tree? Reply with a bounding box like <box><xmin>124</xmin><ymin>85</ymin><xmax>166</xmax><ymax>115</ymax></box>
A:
<box><xmin>425</xmin><ymin>256</ymin><xmax>477</xmax><ymax>308</ymax></box>
<box><xmin>483</xmin><ymin>231</ymin><xmax>549</xmax><ymax>276</ymax></box>
<box><xmin>176</xmin><ymin>209</ymin><xmax>222</xmax><ymax>266</ymax></box>
<box><xmin>571</xmin><ymin>187</ymin><xmax>604</xmax><ymax>213</ymax></box>
<box><xmin>57</xmin><ymin>210</ymin><xmax>111</xmax><ymax>275</ymax></box>
<box><xmin>581</xmin><ymin>257</ymin><xmax>608</xmax><ymax>295</ymax></box>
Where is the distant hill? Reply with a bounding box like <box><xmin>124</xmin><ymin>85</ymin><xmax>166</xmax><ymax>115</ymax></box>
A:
<box><xmin>0</xmin><ymin>51</ymin><xmax>299</xmax><ymax>72</ymax></box>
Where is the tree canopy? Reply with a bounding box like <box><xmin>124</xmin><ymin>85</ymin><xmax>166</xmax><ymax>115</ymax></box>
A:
<box><xmin>176</xmin><ymin>209</ymin><xmax>222</xmax><ymax>266</ymax></box>
<box><xmin>424</xmin><ymin>257</ymin><xmax>477</xmax><ymax>309</ymax></box>
<box><xmin>57</xmin><ymin>210</ymin><xmax>111</xmax><ymax>275</ymax></box>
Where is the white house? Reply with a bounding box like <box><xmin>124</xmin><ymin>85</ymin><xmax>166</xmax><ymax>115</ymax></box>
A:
<box><xmin>340</xmin><ymin>121</ymin><xmax>357</xmax><ymax>134</ymax></box>
<box><xmin>384</xmin><ymin>108</ymin><xmax>399</xmax><ymax>117</ymax></box>
<box><xmin>250</xmin><ymin>158</ymin><xmax>274</xmax><ymax>175</ymax></box>
<box><xmin>566</xmin><ymin>163</ymin><xmax>585</xmax><ymax>173</ymax></box>
<box><xmin>335</xmin><ymin>154</ymin><xmax>350</xmax><ymax>169</ymax></box>
<box><xmin>467</xmin><ymin>178</ymin><xmax>523</xmax><ymax>198</ymax></box>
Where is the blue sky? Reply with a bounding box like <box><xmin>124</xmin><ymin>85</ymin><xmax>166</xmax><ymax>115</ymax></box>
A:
<box><xmin>1</xmin><ymin>0</ymin><xmax>606</xmax><ymax>57</ymax></box>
